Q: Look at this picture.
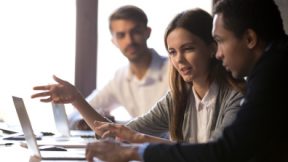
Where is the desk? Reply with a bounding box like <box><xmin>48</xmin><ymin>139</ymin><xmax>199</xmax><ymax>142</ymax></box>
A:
<box><xmin>0</xmin><ymin>136</ymin><xmax>138</xmax><ymax>162</ymax></box>
<box><xmin>0</xmin><ymin>144</ymin><xmax>107</xmax><ymax>162</ymax></box>
<box><xmin>0</xmin><ymin>144</ymin><xmax>87</xmax><ymax>162</ymax></box>
<box><xmin>0</xmin><ymin>130</ymin><xmax>96</xmax><ymax>162</ymax></box>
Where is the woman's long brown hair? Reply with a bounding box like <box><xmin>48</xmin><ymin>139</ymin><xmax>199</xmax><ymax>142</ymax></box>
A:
<box><xmin>164</xmin><ymin>8</ymin><xmax>245</xmax><ymax>141</ymax></box>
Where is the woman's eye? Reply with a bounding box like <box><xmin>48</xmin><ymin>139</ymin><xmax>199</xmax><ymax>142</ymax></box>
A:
<box><xmin>168</xmin><ymin>52</ymin><xmax>174</xmax><ymax>56</ymax></box>
<box><xmin>184</xmin><ymin>47</ymin><xmax>195</xmax><ymax>51</ymax></box>
<box><xmin>214</xmin><ymin>38</ymin><xmax>222</xmax><ymax>43</ymax></box>
<box><xmin>168</xmin><ymin>50</ymin><xmax>176</xmax><ymax>56</ymax></box>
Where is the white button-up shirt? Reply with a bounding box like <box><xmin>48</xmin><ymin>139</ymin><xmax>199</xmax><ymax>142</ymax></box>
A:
<box><xmin>193</xmin><ymin>82</ymin><xmax>218</xmax><ymax>143</ymax></box>
<box><xmin>88</xmin><ymin>49</ymin><xmax>169</xmax><ymax>117</ymax></box>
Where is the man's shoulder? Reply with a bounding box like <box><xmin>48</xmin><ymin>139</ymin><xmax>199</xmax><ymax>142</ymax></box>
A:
<box><xmin>111</xmin><ymin>65</ymin><xmax>130</xmax><ymax>80</ymax></box>
<box><xmin>151</xmin><ymin>49</ymin><xmax>168</xmax><ymax>65</ymax></box>
<box><xmin>150</xmin><ymin>48</ymin><xmax>168</xmax><ymax>61</ymax></box>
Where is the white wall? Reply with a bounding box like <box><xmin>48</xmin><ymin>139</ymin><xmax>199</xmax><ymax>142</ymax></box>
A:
<box><xmin>0</xmin><ymin>0</ymin><xmax>76</xmax><ymax>131</ymax></box>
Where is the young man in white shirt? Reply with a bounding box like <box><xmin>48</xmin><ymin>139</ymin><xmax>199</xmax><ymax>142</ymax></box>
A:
<box><xmin>69</xmin><ymin>5</ymin><xmax>169</xmax><ymax>129</ymax></box>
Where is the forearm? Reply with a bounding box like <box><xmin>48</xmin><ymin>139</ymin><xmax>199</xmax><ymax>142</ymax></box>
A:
<box><xmin>71</xmin><ymin>94</ymin><xmax>110</xmax><ymax>130</ymax></box>
<box><xmin>134</xmin><ymin>133</ymin><xmax>172</xmax><ymax>144</ymax></box>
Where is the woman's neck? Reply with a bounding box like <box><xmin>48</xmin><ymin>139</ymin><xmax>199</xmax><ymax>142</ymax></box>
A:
<box><xmin>192</xmin><ymin>78</ymin><xmax>210</xmax><ymax>99</ymax></box>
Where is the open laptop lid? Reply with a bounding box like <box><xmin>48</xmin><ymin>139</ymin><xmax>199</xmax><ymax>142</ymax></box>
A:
<box><xmin>51</xmin><ymin>103</ymin><xmax>70</xmax><ymax>137</ymax></box>
<box><xmin>12</xmin><ymin>96</ymin><xmax>41</xmax><ymax>157</ymax></box>
<box><xmin>12</xmin><ymin>96</ymin><xmax>86</xmax><ymax>160</ymax></box>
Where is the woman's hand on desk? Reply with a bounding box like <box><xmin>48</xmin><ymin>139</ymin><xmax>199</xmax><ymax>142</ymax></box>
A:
<box><xmin>93</xmin><ymin>121</ymin><xmax>144</xmax><ymax>143</ymax></box>
<box><xmin>31</xmin><ymin>75</ymin><xmax>83</xmax><ymax>104</ymax></box>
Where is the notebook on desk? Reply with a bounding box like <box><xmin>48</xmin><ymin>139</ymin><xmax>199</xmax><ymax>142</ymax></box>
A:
<box><xmin>12</xmin><ymin>96</ymin><xmax>86</xmax><ymax>160</ymax></box>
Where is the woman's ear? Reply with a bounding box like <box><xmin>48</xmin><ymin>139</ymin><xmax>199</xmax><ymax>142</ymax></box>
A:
<box><xmin>246</xmin><ymin>29</ymin><xmax>257</xmax><ymax>49</ymax></box>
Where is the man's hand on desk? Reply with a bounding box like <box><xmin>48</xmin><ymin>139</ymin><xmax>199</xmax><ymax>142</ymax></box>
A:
<box><xmin>85</xmin><ymin>138</ymin><xmax>141</xmax><ymax>162</ymax></box>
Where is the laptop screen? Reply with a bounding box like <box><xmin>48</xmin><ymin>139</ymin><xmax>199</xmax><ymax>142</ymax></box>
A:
<box><xmin>12</xmin><ymin>96</ymin><xmax>41</xmax><ymax>157</ymax></box>
<box><xmin>12</xmin><ymin>96</ymin><xmax>86</xmax><ymax>160</ymax></box>
<box><xmin>51</xmin><ymin>103</ymin><xmax>70</xmax><ymax>137</ymax></box>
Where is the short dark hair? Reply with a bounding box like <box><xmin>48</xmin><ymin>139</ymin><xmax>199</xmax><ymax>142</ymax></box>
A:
<box><xmin>213</xmin><ymin>0</ymin><xmax>285</xmax><ymax>42</ymax></box>
<box><xmin>109</xmin><ymin>5</ymin><xmax>148</xmax><ymax>31</ymax></box>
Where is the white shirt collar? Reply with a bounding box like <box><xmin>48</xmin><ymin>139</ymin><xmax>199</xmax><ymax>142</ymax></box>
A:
<box><xmin>126</xmin><ymin>48</ymin><xmax>167</xmax><ymax>85</ymax></box>
<box><xmin>193</xmin><ymin>82</ymin><xmax>218</xmax><ymax>111</ymax></box>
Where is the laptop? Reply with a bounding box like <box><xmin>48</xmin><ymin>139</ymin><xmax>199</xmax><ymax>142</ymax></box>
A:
<box><xmin>51</xmin><ymin>103</ymin><xmax>95</xmax><ymax>139</ymax></box>
<box><xmin>51</xmin><ymin>103</ymin><xmax>71</xmax><ymax>137</ymax></box>
<box><xmin>12</xmin><ymin>96</ymin><xmax>86</xmax><ymax>160</ymax></box>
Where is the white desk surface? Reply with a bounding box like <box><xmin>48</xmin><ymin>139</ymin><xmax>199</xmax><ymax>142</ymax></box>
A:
<box><xmin>0</xmin><ymin>130</ymin><xmax>96</xmax><ymax>162</ymax></box>
<box><xmin>0</xmin><ymin>144</ymin><xmax>87</xmax><ymax>162</ymax></box>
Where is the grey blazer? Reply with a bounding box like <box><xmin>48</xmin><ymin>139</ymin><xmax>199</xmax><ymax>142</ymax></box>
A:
<box><xmin>127</xmin><ymin>84</ymin><xmax>243</xmax><ymax>143</ymax></box>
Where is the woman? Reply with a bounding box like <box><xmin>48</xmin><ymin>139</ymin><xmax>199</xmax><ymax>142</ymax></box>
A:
<box><xmin>32</xmin><ymin>8</ymin><xmax>245</xmax><ymax>144</ymax></box>
<box><xmin>93</xmin><ymin>8</ymin><xmax>246</xmax><ymax>143</ymax></box>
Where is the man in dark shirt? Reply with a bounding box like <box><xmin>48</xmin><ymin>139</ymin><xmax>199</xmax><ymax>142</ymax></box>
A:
<box><xmin>85</xmin><ymin>0</ymin><xmax>288</xmax><ymax>161</ymax></box>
